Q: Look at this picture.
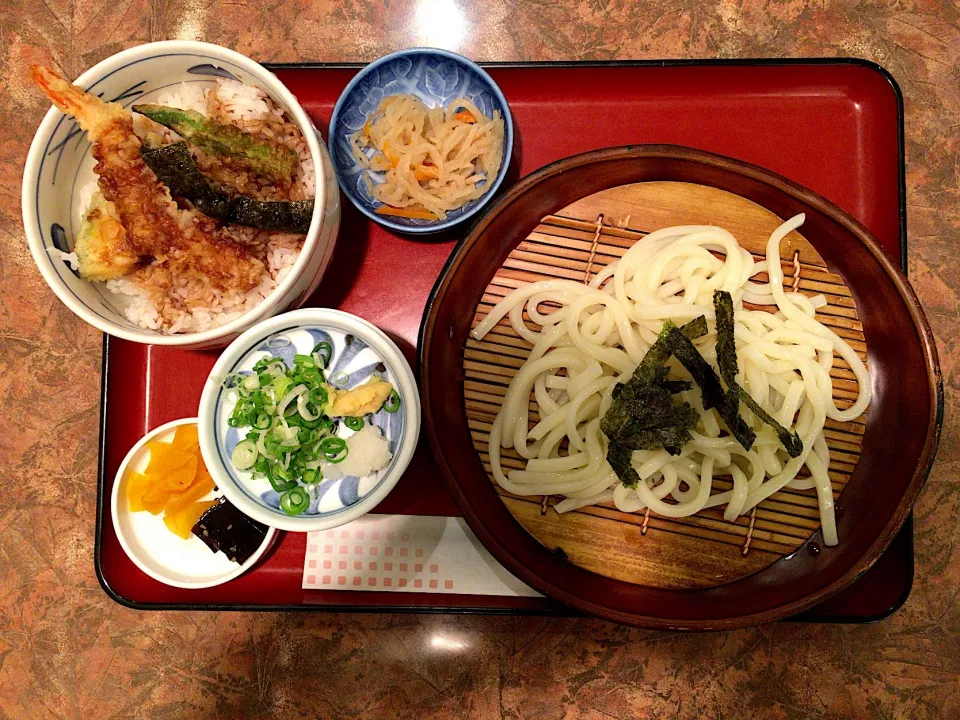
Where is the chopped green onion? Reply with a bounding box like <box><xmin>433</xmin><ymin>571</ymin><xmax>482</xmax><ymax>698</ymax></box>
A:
<box><xmin>223</xmin><ymin>341</ymin><xmax>392</xmax><ymax>494</ymax></box>
<box><xmin>268</xmin><ymin>474</ymin><xmax>297</xmax><ymax>493</ymax></box>
<box><xmin>280</xmin><ymin>487</ymin><xmax>310</xmax><ymax>515</ymax></box>
<box><xmin>320</xmin><ymin>436</ymin><xmax>348</xmax><ymax>463</ymax></box>
<box><xmin>312</xmin><ymin>342</ymin><xmax>332</xmax><ymax>368</ymax></box>
<box><xmin>331</xmin><ymin>371</ymin><xmax>349</xmax><ymax>387</ymax></box>
<box><xmin>383</xmin><ymin>390</ymin><xmax>401</xmax><ymax>413</ymax></box>
<box><xmin>267</xmin><ymin>462</ymin><xmax>297</xmax><ymax>492</ymax></box>
<box><xmin>231</xmin><ymin>440</ymin><xmax>258</xmax><ymax>470</ymax></box>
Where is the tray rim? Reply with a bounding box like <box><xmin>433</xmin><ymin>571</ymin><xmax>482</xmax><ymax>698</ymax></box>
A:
<box><xmin>94</xmin><ymin>57</ymin><xmax>916</xmax><ymax>619</ymax></box>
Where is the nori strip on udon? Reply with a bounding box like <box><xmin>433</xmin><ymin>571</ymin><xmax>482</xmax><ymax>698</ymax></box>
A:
<box><xmin>713</xmin><ymin>291</ymin><xmax>803</xmax><ymax>457</ymax></box>
<box><xmin>603</xmin><ymin>319</ymin><xmax>705</xmax><ymax>487</ymax></box>
<box><xmin>602</xmin><ymin>319</ymin><xmax>705</xmax><ymax>441</ymax></box>
<box><xmin>607</xmin><ymin>441</ymin><xmax>641</xmax><ymax>489</ymax></box>
<box><xmin>602</xmin><ymin>383</ymin><xmax>689</xmax><ymax>439</ymax></box>
<box><xmin>735</xmin><ymin>386</ymin><xmax>803</xmax><ymax>457</ymax></box>
<box><xmin>632</xmin><ymin>316</ymin><xmax>708</xmax><ymax>386</ymax></box>
<box><xmin>714</xmin><ymin>290</ymin><xmax>739</xmax><ymax>387</ymax></box>
<box><xmin>662</xmin><ymin>324</ymin><xmax>758</xmax><ymax>451</ymax></box>
<box><xmin>661</xmin><ymin>322</ymin><xmax>726</xmax><ymax>411</ymax></box>
<box><xmin>140</xmin><ymin>142</ymin><xmax>313</xmax><ymax>233</ymax></box>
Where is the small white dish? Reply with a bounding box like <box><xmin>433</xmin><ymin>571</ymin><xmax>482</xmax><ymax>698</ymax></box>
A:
<box><xmin>198</xmin><ymin>308</ymin><xmax>421</xmax><ymax>532</ymax></box>
<box><xmin>111</xmin><ymin>417</ymin><xmax>276</xmax><ymax>589</ymax></box>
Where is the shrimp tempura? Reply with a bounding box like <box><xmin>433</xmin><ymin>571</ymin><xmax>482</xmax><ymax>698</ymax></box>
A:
<box><xmin>31</xmin><ymin>65</ymin><xmax>264</xmax><ymax>294</ymax></box>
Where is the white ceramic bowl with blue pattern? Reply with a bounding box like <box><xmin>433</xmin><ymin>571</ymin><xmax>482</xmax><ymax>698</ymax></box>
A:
<box><xmin>197</xmin><ymin>308</ymin><xmax>421</xmax><ymax>532</ymax></box>
<box><xmin>328</xmin><ymin>47</ymin><xmax>513</xmax><ymax>234</ymax></box>
<box><xmin>22</xmin><ymin>41</ymin><xmax>341</xmax><ymax>349</ymax></box>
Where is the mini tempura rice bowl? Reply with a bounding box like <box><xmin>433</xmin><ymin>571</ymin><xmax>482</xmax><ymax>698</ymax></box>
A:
<box><xmin>197</xmin><ymin>309</ymin><xmax>420</xmax><ymax>532</ymax></box>
<box><xmin>22</xmin><ymin>41</ymin><xmax>340</xmax><ymax>349</ymax></box>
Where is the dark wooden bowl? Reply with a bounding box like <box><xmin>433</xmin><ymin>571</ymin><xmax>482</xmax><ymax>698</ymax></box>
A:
<box><xmin>418</xmin><ymin>145</ymin><xmax>942</xmax><ymax>630</ymax></box>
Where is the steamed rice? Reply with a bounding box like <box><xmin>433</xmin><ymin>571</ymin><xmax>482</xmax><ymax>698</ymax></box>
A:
<box><xmin>73</xmin><ymin>79</ymin><xmax>315</xmax><ymax>334</ymax></box>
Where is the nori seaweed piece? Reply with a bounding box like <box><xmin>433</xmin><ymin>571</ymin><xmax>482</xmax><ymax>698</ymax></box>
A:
<box><xmin>224</xmin><ymin>196</ymin><xmax>314</xmax><ymax>233</ymax></box>
<box><xmin>735</xmin><ymin>386</ymin><xmax>803</xmax><ymax>457</ymax></box>
<box><xmin>617</xmin><ymin>403</ymin><xmax>701</xmax><ymax>455</ymax></box>
<box><xmin>607</xmin><ymin>441</ymin><xmax>641</xmax><ymax>489</ymax></box>
<box><xmin>601</xmin><ymin>383</ymin><xmax>676</xmax><ymax>439</ymax></box>
<box><xmin>718</xmin><ymin>389</ymin><xmax>758</xmax><ymax>450</ymax></box>
<box><xmin>630</xmin><ymin>316</ymin><xmax>708</xmax><ymax>386</ymax></box>
<box><xmin>663</xmin><ymin>325</ymin><xmax>757</xmax><ymax>450</ymax></box>
<box><xmin>602</xmin><ymin>318</ymin><xmax>707</xmax><ymax>487</ymax></box>
<box><xmin>713</xmin><ymin>290</ymin><xmax>803</xmax><ymax>458</ymax></box>
<box><xmin>659</xmin><ymin>379</ymin><xmax>694</xmax><ymax>394</ymax></box>
<box><xmin>133</xmin><ymin>104</ymin><xmax>298</xmax><ymax>180</ymax></box>
<box><xmin>714</xmin><ymin>290</ymin><xmax>739</xmax><ymax>387</ymax></box>
<box><xmin>141</xmin><ymin>141</ymin><xmax>213</xmax><ymax>200</ymax></box>
<box><xmin>140</xmin><ymin>142</ymin><xmax>313</xmax><ymax>233</ymax></box>
<box><xmin>192</xmin><ymin>497</ymin><xmax>268</xmax><ymax>565</ymax></box>
<box><xmin>662</xmin><ymin>324</ymin><xmax>727</xmax><ymax>410</ymax></box>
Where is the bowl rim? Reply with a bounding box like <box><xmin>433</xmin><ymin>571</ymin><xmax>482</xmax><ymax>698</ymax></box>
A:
<box><xmin>21</xmin><ymin>39</ymin><xmax>330</xmax><ymax>347</ymax></box>
<box><xmin>197</xmin><ymin>307</ymin><xmax>422</xmax><ymax>532</ymax></box>
<box><xmin>327</xmin><ymin>46</ymin><xmax>514</xmax><ymax>234</ymax></box>
<box><xmin>418</xmin><ymin>143</ymin><xmax>943</xmax><ymax>630</ymax></box>
<box><xmin>110</xmin><ymin>416</ymin><xmax>278</xmax><ymax>589</ymax></box>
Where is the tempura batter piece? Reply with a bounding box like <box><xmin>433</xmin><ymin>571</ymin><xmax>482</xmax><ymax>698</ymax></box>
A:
<box><xmin>31</xmin><ymin>65</ymin><xmax>264</xmax><ymax>294</ymax></box>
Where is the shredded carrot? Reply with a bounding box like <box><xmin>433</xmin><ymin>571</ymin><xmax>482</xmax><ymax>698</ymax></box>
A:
<box><xmin>414</xmin><ymin>164</ymin><xmax>440</xmax><ymax>181</ymax></box>
<box><xmin>375</xmin><ymin>205</ymin><xmax>439</xmax><ymax>220</ymax></box>
<box><xmin>381</xmin><ymin>139</ymin><xmax>400</xmax><ymax>167</ymax></box>
<box><xmin>454</xmin><ymin>110</ymin><xmax>477</xmax><ymax>124</ymax></box>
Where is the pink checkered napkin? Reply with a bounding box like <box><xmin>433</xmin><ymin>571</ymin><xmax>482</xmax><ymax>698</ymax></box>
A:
<box><xmin>302</xmin><ymin>514</ymin><xmax>540</xmax><ymax>596</ymax></box>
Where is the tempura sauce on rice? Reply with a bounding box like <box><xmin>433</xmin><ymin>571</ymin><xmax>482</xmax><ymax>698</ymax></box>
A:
<box><xmin>100</xmin><ymin>79</ymin><xmax>316</xmax><ymax>334</ymax></box>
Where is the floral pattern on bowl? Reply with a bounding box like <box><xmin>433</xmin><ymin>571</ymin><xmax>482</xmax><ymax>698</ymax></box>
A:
<box><xmin>215</xmin><ymin>327</ymin><xmax>405</xmax><ymax>517</ymax></box>
<box><xmin>198</xmin><ymin>308</ymin><xmax>420</xmax><ymax>533</ymax></box>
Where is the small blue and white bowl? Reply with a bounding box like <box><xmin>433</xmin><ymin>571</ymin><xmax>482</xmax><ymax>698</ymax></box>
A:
<box><xmin>197</xmin><ymin>308</ymin><xmax>420</xmax><ymax>532</ymax></box>
<box><xmin>328</xmin><ymin>47</ymin><xmax>514</xmax><ymax>234</ymax></box>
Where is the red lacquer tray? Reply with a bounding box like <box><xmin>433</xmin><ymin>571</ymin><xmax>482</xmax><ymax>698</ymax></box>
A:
<box><xmin>96</xmin><ymin>60</ymin><xmax>912</xmax><ymax>621</ymax></box>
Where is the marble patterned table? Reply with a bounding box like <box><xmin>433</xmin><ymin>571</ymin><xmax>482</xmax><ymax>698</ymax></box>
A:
<box><xmin>1</xmin><ymin>1</ymin><xmax>957</xmax><ymax>717</ymax></box>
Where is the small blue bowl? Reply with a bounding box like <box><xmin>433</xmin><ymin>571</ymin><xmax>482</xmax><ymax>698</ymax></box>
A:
<box><xmin>328</xmin><ymin>48</ymin><xmax>514</xmax><ymax>234</ymax></box>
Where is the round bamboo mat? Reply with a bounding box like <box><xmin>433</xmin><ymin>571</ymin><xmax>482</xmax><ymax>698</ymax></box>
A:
<box><xmin>463</xmin><ymin>181</ymin><xmax>867</xmax><ymax>591</ymax></box>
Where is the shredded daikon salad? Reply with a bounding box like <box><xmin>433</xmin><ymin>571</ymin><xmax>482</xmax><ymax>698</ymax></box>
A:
<box><xmin>224</xmin><ymin>342</ymin><xmax>401</xmax><ymax>516</ymax></box>
<box><xmin>350</xmin><ymin>94</ymin><xmax>505</xmax><ymax>221</ymax></box>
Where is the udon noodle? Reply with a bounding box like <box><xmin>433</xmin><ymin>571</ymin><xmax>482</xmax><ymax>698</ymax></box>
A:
<box><xmin>472</xmin><ymin>215</ymin><xmax>871</xmax><ymax>546</ymax></box>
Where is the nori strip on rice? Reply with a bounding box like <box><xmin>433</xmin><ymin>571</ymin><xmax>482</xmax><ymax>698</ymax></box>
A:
<box><xmin>141</xmin><ymin>142</ymin><xmax>313</xmax><ymax>233</ymax></box>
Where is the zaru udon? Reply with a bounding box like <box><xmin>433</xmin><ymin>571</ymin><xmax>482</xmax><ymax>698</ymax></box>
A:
<box><xmin>472</xmin><ymin>215</ymin><xmax>871</xmax><ymax>547</ymax></box>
